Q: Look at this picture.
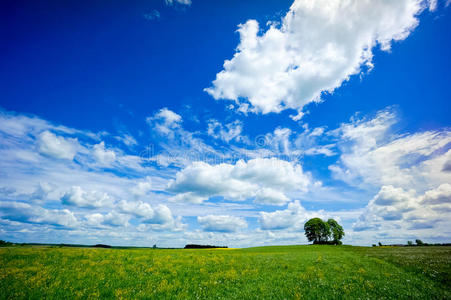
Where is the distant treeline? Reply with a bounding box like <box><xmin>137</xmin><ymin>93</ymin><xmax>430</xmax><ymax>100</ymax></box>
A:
<box><xmin>0</xmin><ymin>240</ymin><xmax>13</xmax><ymax>247</ymax></box>
<box><xmin>401</xmin><ymin>243</ymin><xmax>451</xmax><ymax>247</ymax></box>
<box><xmin>373</xmin><ymin>239</ymin><xmax>451</xmax><ymax>247</ymax></box>
<box><xmin>184</xmin><ymin>244</ymin><xmax>228</xmax><ymax>249</ymax></box>
<box><xmin>0</xmin><ymin>241</ymin><xmax>161</xmax><ymax>249</ymax></box>
<box><xmin>1</xmin><ymin>240</ymin><xmax>225</xmax><ymax>250</ymax></box>
<box><xmin>92</xmin><ymin>244</ymin><xmax>112</xmax><ymax>248</ymax></box>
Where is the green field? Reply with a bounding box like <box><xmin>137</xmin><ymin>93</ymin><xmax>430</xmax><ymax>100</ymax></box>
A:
<box><xmin>1</xmin><ymin>245</ymin><xmax>450</xmax><ymax>299</ymax></box>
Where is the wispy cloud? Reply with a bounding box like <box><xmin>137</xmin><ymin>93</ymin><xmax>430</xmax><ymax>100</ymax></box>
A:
<box><xmin>143</xmin><ymin>10</ymin><xmax>161</xmax><ymax>21</ymax></box>
<box><xmin>165</xmin><ymin>0</ymin><xmax>191</xmax><ymax>6</ymax></box>
<box><xmin>329</xmin><ymin>108</ymin><xmax>451</xmax><ymax>190</ymax></box>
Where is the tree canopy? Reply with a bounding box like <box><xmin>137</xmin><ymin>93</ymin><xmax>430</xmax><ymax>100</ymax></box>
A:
<box><xmin>304</xmin><ymin>218</ymin><xmax>345</xmax><ymax>245</ymax></box>
<box><xmin>327</xmin><ymin>219</ymin><xmax>345</xmax><ymax>244</ymax></box>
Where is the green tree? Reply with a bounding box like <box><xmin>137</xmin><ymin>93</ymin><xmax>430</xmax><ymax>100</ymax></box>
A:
<box><xmin>304</xmin><ymin>218</ymin><xmax>330</xmax><ymax>244</ymax></box>
<box><xmin>415</xmin><ymin>239</ymin><xmax>424</xmax><ymax>246</ymax></box>
<box><xmin>0</xmin><ymin>240</ymin><xmax>12</xmax><ymax>247</ymax></box>
<box><xmin>327</xmin><ymin>219</ymin><xmax>345</xmax><ymax>245</ymax></box>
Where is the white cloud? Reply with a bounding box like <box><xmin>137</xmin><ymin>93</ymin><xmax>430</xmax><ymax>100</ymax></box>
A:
<box><xmin>373</xmin><ymin>185</ymin><xmax>415</xmax><ymax>207</ymax></box>
<box><xmin>259</xmin><ymin>200</ymin><xmax>324</xmax><ymax>231</ymax></box>
<box><xmin>114</xmin><ymin>133</ymin><xmax>137</xmax><ymax>147</ymax></box>
<box><xmin>61</xmin><ymin>186</ymin><xmax>113</xmax><ymax>209</ymax></box>
<box><xmin>207</xmin><ymin>119</ymin><xmax>246</xmax><ymax>143</ymax></box>
<box><xmin>144</xmin><ymin>204</ymin><xmax>174</xmax><ymax>225</ymax></box>
<box><xmin>330</xmin><ymin>110</ymin><xmax>451</xmax><ymax>241</ymax></box>
<box><xmin>37</xmin><ymin>131</ymin><xmax>78</xmax><ymax>160</ymax></box>
<box><xmin>0</xmin><ymin>109</ymin><xmax>225</xmax><ymax>244</ymax></box>
<box><xmin>205</xmin><ymin>0</ymin><xmax>434</xmax><ymax>116</ymax></box>
<box><xmin>85</xmin><ymin>213</ymin><xmax>104</xmax><ymax>227</ymax></box>
<box><xmin>29</xmin><ymin>182</ymin><xmax>54</xmax><ymax>202</ymax></box>
<box><xmin>259</xmin><ymin>200</ymin><xmax>359</xmax><ymax>239</ymax></box>
<box><xmin>259</xmin><ymin>124</ymin><xmax>335</xmax><ymax>157</ymax></box>
<box><xmin>353</xmin><ymin>184</ymin><xmax>451</xmax><ymax>233</ymax></box>
<box><xmin>83</xmin><ymin>202</ymin><xmax>177</xmax><ymax>230</ymax></box>
<box><xmin>118</xmin><ymin>200</ymin><xmax>174</xmax><ymax>226</ymax></box>
<box><xmin>254</xmin><ymin>188</ymin><xmax>290</xmax><ymax>206</ymax></box>
<box><xmin>0</xmin><ymin>109</ymin><xmax>98</xmax><ymax>141</ymax></box>
<box><xmin>421</xmin><ymin>183</ymin><xmax>451</xmax><ymax>206</ymax></box>
<box><xmin>144</xmin><ymin>109</ymin><xmax>219</xmax><ymax>169</ymax></box>
<box><xmin>330</xmin><ymin>108</ymin><xmax>451</xmax><ymax>189</ymax></box>
<box><xmin>442</xmin><ymin>157</ymin><xmax>451</xmax><ymax>172</ymax></box>
<box><xmin>156</xmin><ymin>108</ymin><xmax>182</xmax><ymax>124</ymax></box>
<box><xmin>0</xmin><ymin>201</ymin><xmax>78</xmax><ymax>228</ymax></box>
<box><xmin>165</xmin><ymin>0</ymin><xmax>191</xmax><ymax>6</ymax></box>
<box><xmin>147</xmin><ymin>108</ymin><xmax>182</xmax><ymax>136</ymax></box>
<box><xmin>197</xmin><ymin>215</ymin><xmax>247</xmax><ymax>232</ymax></box>
<box><xmin>93</xmin><ymin>142</ymin><xmax>116</xmax><ymax>166</ymax></box>
<box><xmin>143</xmin><ymin>10</ymin><xmax>161</xmax><ymax>21</ymax></box>
<box><xmin>131</xmin><ymin>178</ymin><xmax>152</xmax><ymax>198</ymax></box>
<box><xmin>264</xmin><ymin>128</ymin><xmax>293</xmax><ymax>155</ymax></box>
<box><xmin>144</xmin><ymin>108</ymin><xmax>224</xmax><ymax>168</ymax></box>
<box><xmin>167</xmin><ymin>158</ymin><xmax>311</xmax><ymax>205</ymax></box>
<box><xmin>118</xmin><ymin>200</ymin><xmax>154</xmax><ymax>219</ymax></box>
<box><xmin>0</xmin><ymin>111</ymin><xmax>146</xmax><ymax>175</ymax></box>
<box><xmin>259</xmin><ymin>200</ymin><xmax>308</xmax><ymax>230</ymax></box>
<box><xmin>0</xmin><ymin>110</ymin><xmax>166</xmax><ymax>200</ymax></box>
<box><xmin>102</xmin><ymin>212</ymin><xmax>130</xmax><ymax>227</ymax></box>
<box><xmin>430</xmin><ymin>0</ymin><xmax>438</xmax><ymax>10</ymax></box>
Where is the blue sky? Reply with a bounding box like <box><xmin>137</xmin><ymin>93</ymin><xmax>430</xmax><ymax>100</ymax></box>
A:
<box><xmin>0</xmin><ymin>0</ymin><xmax>450</xmax><ymax>247</ymax></box>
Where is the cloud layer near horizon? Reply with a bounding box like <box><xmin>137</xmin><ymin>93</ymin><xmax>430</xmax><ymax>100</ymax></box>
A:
<box><xmin>2</xmin><ymin>102</ymin><xmax>450</xmax><ymax>247</ymax></box>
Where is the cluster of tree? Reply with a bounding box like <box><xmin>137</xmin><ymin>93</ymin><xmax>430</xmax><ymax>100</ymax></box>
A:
<box><xmin>184</xmin><ymin>244</ymin><xmax>228</xmax><ymax>249</ymax></box>
<box><xmin>92</xmin><ymin>244</ymin><xmax>112</xmax><ymax>248</ymax></box>
<box><xmin>407</xmin><ymin>239</ymin><xmax>424</xmax><ymax>246</ymax></box>
<box><xmin>304</xmin><ymin>218</ymin><xmax>345</xmax><ymax>245</ymax></box>
<box><xmin>0</xmin><ymin>240</ymin><xmax>13</xmax><ymax>247</ymax></box>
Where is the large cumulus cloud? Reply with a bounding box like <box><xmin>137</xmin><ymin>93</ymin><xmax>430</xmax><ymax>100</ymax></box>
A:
<box><xmin>206</xmin><ymin>0</ymin><xmax>436</xmax><ymax>117</ymax></box>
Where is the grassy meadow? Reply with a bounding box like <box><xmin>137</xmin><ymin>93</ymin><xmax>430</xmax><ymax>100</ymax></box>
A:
<box><xmin>0</xmin><ymin>245</ymin><xmax>450</xmax><ymax>299</ymax></box>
